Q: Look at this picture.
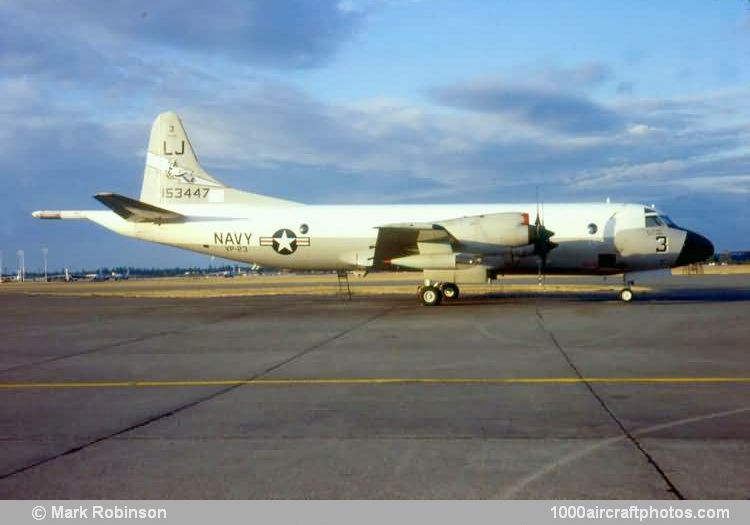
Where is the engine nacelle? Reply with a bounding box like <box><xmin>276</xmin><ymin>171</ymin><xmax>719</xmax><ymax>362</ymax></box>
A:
<box><xmin>438</xmin><ymin>212</ymin><xmax>532</xmax><ymax>251</ymax></box>
<box><xmin>387</xmin><ymin>212</ymin><xmax>546</xmax><ymax>271</ymax></box>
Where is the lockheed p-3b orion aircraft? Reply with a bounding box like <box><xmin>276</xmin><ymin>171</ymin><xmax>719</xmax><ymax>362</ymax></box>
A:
<box><xmin>33</xmin><ymin>112</ymin><xmax>714</xmax><ymax>305</ymax></box>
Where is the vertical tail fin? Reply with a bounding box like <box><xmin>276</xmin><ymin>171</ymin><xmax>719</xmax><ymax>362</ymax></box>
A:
<box><xmin>140</xmin><ymin>112</ymin><xmax>227</xmax><ymax>206</ymax></box>
<box><xmin>139</xmin><ymin>112</ymin><xmax>299</xmax><ymax>208</ymax></box>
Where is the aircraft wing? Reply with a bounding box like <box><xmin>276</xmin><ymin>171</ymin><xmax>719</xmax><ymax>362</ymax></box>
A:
<box><xmin>93</xmin><ymin>193</ymin><xmax>185</xmax><ymax>223</ymax></box>
<box><xmin>373</xmin><ymin>212</ymin><xmax>540</xmax><ymax>270</ymax></box>
<box><xmin>373</xmin><ymin>223</ymin><xmax>456</xmax><ymax>268</ymax></box>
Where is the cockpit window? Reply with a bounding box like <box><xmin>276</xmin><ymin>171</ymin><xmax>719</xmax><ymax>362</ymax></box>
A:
<box><xmin>644</xmin><ymin>207</ymin><xmax>656</xmax><ymax>213</ymax></box>
<box><xmin>645</xmin><ymin>215</ymin><xmax>664</xmax><ymax>227</ymax></box>
<box><xmin>659</xmin><ymin>215</ymin><xmax>676</xmax><ymax>227</ymax></box>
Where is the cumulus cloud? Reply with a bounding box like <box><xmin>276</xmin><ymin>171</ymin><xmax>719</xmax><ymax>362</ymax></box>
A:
<box><xmin>424</xmin><ymin>62</ymin><xmax>624</xmax><ymax>135</ymax></box>
<box><xmin>163</xmin><ymin>81</ymin><xmax>749</xmax><ymax>206</ymax></box>
<box><xmin>0</xmin><ymin>1</ymin><xmax>364</xmax><ymax>71</ymax></box>
<box><xmin>427</xmin><ymin>80</ymin><xmax>624</xmax><ymax>135</ymax></box>
<box><xmin>5</xmin><ymin>75</ymin><xmax>740</xmax><ymax>205</ymax></box>
<box><xmin>678</xmin><ymin>175</ymin><xmax>750</xmax><ymax>194</ymax></box>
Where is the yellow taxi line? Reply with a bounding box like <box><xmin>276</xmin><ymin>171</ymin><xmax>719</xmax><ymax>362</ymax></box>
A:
<box><xmin>1</xmin><ymin>377</ymin><xmax>750</xmax><ymax>390</ymax></box>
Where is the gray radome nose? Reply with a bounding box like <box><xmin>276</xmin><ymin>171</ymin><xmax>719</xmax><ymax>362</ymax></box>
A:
<box><xmin>676</xmin><ymin>230</ymin><xmax>714</xmax><ymax>266</ymax></box>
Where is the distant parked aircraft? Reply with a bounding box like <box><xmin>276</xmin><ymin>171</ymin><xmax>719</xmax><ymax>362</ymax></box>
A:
<box><xmin>111</xmin><ymin>269</ymin><xmax>130</xmax><ymax>280</ymax></box>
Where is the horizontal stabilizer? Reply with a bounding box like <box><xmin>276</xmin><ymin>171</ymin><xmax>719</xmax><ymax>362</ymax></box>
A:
<box><xmin>94</xmin><ymin>193</ymin><xmax>184</xmax><ymax>223</ymax></box>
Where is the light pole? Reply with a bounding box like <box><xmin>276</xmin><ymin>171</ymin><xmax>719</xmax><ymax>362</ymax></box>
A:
<box><xmin>42</xmin><ymin>247</ymin><xmax>49</xmax><ymax>282</ymax></box>
<box><xmin>17</xmin><ymin>250</ymin><xmax>25</xmax><ymax>282</ymax></box>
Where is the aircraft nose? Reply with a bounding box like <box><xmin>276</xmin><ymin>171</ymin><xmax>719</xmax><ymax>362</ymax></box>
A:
<box><xmin>676</xmin><ymin>230</ymin><xmax>714</xmax><ymax>266</ymax></box>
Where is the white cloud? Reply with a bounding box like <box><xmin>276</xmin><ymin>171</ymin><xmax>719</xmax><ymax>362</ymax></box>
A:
<box><xmin>626</xmin><ymin>124</ymin><xmax>654</xmax><ymax>136</ymax></box>
<box><xmin>677</xmin><ymin>175</ymin><xmax>750</xmax><ymax>194</ymax></box>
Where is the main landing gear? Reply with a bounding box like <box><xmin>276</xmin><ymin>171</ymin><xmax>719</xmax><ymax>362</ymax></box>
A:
<box><xmin>441</xmin><ymin>282</ymin><xmax>460</xmax><ymax>300</ymax></box>
<box><xmin>418</xmin><ymin>282</ymin><xmax>460</xmax><ymax>306</ymax></box>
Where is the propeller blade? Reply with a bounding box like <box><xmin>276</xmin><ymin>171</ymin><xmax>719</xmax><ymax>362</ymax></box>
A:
<box><xmin>531</xmin><ymin>201</ymin><xmax>557</xmax><ymax>285</ymax></box>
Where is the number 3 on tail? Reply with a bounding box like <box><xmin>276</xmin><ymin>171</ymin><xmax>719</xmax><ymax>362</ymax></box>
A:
<box><xmin>656</xmin><ymin>236</ymin><xmax>667</xmax><ymax>252</ymax></box>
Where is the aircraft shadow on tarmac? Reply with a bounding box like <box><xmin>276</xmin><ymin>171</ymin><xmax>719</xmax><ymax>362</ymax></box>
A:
<box><xmin>446</xmin><ymin>287</ymin><xmax>750</xmax><ymax>305</ymax></box>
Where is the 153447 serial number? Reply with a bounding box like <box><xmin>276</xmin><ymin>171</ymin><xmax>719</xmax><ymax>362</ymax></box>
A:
<box><xmin>162</xmin><ymin>187</ymin><xmax>209</xmax><ymax>199</ymax></box>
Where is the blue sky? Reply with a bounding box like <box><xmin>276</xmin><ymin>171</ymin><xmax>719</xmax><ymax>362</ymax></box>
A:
<box><xmin>1</xmin><ymin>0</ymin><xmax>749</xmax><ymax>271</ymax></box>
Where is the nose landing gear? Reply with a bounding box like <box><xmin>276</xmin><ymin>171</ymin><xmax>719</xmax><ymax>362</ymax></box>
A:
<box><xmin>618</xmin><ymin>288</ymin><xmax>634</xmax><ymax>302</ymax></box>
<box><xmin>618</xmin><ymin>274</ymin><xmax>636</xmax><ymax>303</ymax></box>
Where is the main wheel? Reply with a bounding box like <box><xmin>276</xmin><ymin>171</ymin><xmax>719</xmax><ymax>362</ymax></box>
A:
<box><xmin>441</xmin><ymin>283</ymin><xmax>459</xmax><ymax>300</ymax></box>
<box><xmin>420</xmin><ymin>286</ymin><xmax>443</xmax><ymax>306</ymax></box>
<box><xmin>618</xmin><ymin>288</ymin><xmax>634</xmax><ymax>303</ymax></box>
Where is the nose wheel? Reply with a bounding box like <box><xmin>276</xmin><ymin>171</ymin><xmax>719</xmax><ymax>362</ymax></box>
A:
<box><xmin>618</xmin><ymin>287</ymin><xmax>634</xmax><ymax>303</ymax></box>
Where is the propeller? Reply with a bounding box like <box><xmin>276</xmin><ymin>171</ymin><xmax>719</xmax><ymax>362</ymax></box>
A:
<box><xmin>532</xmin><ymin>192</ymin><xmax>557</xmax><ymax>285</ymax></box>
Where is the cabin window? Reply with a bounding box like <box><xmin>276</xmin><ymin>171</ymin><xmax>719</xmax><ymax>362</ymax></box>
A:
<box><xmin>587</xmin><ymin>223</ymin><xmax>598</xmax><ymax>235</ymax></box>
<box><xmin>299</xmin><ymin>224</ymin><xmax>309</xmax><ymax>234</ymax></box>
<box><xmin>645</xmin><ymin>215</ymin><xmax>663</xmax><ymax>227</ymax></box>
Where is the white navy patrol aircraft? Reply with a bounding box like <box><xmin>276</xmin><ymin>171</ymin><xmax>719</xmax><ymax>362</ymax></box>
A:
<box><xmin>33</xmin><ymin>112</ymin><xmax>714</xmax><ymax>305</ymax></box>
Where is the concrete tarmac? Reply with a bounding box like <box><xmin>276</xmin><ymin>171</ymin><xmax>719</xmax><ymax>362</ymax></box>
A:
<box><xmin>0</xmin><ymin>275</ymin><xmax>749</xmax><ymax>499</ymax></box>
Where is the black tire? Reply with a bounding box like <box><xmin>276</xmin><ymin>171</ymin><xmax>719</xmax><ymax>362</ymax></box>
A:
<box><xmin>420</xmin><ymin>286</ymin><xmax>443</xmax><ymax>306</ymax></box>
<box><xmin>618</xmin><ymin>287</ymin><xmax>634</xmax><ymax>303</ymax></box>
<box><xmin>441</xmin><ymin>283</ymin><xmax>459</xmax><ymax>300</ymax></box>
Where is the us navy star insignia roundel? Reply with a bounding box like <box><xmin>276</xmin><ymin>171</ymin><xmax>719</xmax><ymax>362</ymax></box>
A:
<box><xmin>259</xmin><ymin>228</ymin><xmax>310</xmax><ymax>255</ymax></box>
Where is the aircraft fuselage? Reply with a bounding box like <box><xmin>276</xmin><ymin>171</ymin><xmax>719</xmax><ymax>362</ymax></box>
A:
<box><xmin>83</xmin><ymin>201</ymin><xmax>708</xmax><ymax>275</ymax></box>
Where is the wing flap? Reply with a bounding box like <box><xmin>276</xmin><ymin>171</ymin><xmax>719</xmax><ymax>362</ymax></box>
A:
<box><xmin>373</xmin><ymin>223</ymin><xmax>455</xmax><ymax>268</ymax></box>
<box><xmin>94</xmin><ymin>193</ymin><xmax>185</xmax><ymax>223</ymax></box>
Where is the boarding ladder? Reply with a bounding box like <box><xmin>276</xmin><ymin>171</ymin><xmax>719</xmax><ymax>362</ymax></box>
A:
<box><xmin>337</xmin><ymin>270</ymin><xmax>352</xmax><ymax>300</ymax></box>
